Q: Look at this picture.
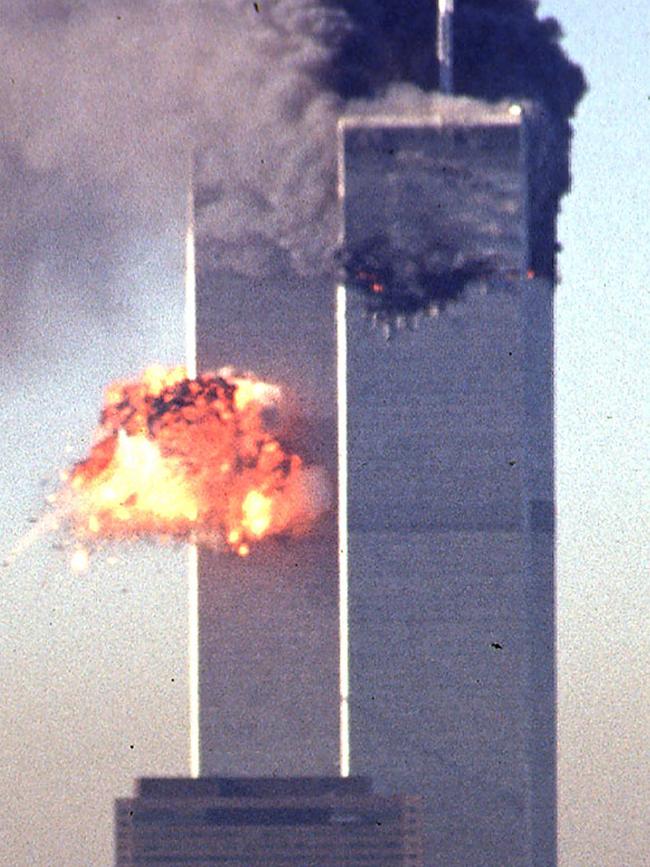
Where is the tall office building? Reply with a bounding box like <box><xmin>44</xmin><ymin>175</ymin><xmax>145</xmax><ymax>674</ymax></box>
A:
<box><xmin>339</xmin><ymin>100</ymin><xmax>555</xmax><ymax>866</ymax></box>
<box><xmin>191</xmin><ymin>149</ymin><xmax>340</xmax><ymax>777</ymax></box>
<box><xmin>116</xmin><ymin>776</ymin><xmax>423</xmax><ymax>866</ymax></box>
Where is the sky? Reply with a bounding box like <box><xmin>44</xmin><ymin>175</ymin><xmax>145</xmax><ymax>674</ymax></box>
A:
<box><xmin>0</xmin><ymin>2</ymin><xmax>648</xmax><ymax>865</ymax></box>
<box><xmin>537</xmin><ymin>2</ymin><xmax>649</xmax><ymax>864</ymax></box>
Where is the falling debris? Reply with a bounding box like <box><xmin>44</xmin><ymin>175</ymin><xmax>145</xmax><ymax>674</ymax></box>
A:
<box><xmin>62</xmin><ymin>365</ymin><xmax>329</xmax><ymax>559</ymax></box>
<box><xmin>2</xmin><ymin>510</ymin><xmax>61</xmax><ymax>570</ymax></box>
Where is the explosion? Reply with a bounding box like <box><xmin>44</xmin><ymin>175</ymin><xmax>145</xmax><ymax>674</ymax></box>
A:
<box><xmin>63</xmin><ymin>365</ymin><xmax>327</xmax><ymax>559</ymax></box>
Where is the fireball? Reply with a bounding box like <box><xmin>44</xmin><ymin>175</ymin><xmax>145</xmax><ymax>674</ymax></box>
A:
<box><xmin>65</xmin><ymin>366</ymin><xmax>327</xmax><ymax>556</ymax></box>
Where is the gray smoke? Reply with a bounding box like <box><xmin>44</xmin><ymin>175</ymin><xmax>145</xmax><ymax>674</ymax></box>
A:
<box><xmin>0</xmin><ymin>0</ymin><xmax>584</xmax><ymax>349</ymax></box>
<box><xmin>0</xmin><ymin>1</ymin><xmax>346</xmax><ymax>356</ymax></box>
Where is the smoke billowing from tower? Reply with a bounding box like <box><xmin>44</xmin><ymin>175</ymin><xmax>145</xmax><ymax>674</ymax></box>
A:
<box><xmin>1</xmin><ymin>1</ymin><xmax>584</xmax><ymax>351</ymax></box>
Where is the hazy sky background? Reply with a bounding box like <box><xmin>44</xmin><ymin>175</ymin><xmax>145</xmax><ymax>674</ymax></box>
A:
<box><xmin>538</xmin><ymin>2</ymin><xmax>649</xmax><ymax>864</ymax></box>
<box><xmin>0</xmin><ymin>2</ymin><xmax>648</xmax><ymax>865</ymax></box>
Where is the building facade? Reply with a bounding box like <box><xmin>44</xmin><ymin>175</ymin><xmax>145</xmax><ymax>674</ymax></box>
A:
<box><xmin>191</xmin><ymin>148</ymin><xmax>340</xmax><ymax>777</ymax></box>
<box><xmin>151</xmin><ymin>98</ymin><xmax>555</xmax><ymax>866</ymax></box>
<box><xmin>339</xmin><ymin>101</ymin><xmax>555</xmax><ymax>866</ymax></box>
<box><xmin>116</xmin><ymin>777</ymin><xmax>423</xmax><ymax>866</ymax></box>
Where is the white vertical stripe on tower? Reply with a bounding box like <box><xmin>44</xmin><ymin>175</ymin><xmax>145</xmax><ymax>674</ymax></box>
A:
<box><xmin>185</xmin><ymin>181</ymin><xmax>197</xmax><ymax>381</ymax></box>
<box><xmin>185</xmin><ymin>169</ymin><xmax>200</xmax><ymax>778</ymax></box>
<box><xmin>336</xmin><ymin>283</ymin><xmax>350</xmax><ymax>777</ymax></box>
<box><xmin>437</xmin><ymin>0</ymin><xmax>455</xmax><ymax>94</ymax></box>
<box><xmin>187</xmin><ymin>544</ymin><xmax>200</xmax><ymax>778</ymax></box>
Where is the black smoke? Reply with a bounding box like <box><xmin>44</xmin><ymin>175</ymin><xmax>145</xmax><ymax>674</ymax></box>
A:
<box><xmin>320</xmin><ymin>0</ymin><xmax>586</xmax><ymax>316</ymax></box>
<box><xmin>322</xmin><ymin>1</ymin><xmax>585</xmax><ymax>115</ymax></box>
<box><xmin>0</xmin><ymin>0</ymin><xmax>585</xmax><ymax>350</ymax></box>
<box><xmin>342</xmin><ymin>233</ymin><xmax>497</xmax><ymax>319</ymax></box>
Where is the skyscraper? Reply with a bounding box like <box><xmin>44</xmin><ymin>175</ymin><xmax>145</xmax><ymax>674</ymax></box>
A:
<box><xmin>190</xmin><ymin>147</ymin><xmax>341</xmax><ymax>778</ymax></box>
<box><xmin>339</xmin><ymin>100</ymin><xmax>555</xmax><ymax>866</ymax></box>
<box><xmin>111</xmin><ymin>4</ymin><xmax>584</xmax><ymax>865</ymax></box>
<box><xmin>187</xmin><ymin>98</ymin><xmax>556</xmax><ymax>865</ymax></box>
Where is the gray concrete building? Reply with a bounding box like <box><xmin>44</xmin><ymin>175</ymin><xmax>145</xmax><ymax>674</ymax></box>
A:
<box><xmin>191</xmin><ymin>147</ymin><xmax>340</xmax><ymax>778</ymax></box>
<box><xmin>339</xmin><ymin>102</ymin><xmax>555</xmax><ymax>866</ymax></box>
<box><xmin>177</xmin><ymin>97</ymin><xmax>555</xmax><ymax>866</ymax></box>
<box><xmin>115</xmin><ymin>776</ymin><xmax>423</xmax><ymax>866</ymax></box>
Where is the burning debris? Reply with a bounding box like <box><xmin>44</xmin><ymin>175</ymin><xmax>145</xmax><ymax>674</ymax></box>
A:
<box><xmin>340</xmin><ymin>233</ymin><xmax>500</xmax><ymax>324</ymax></box>
<box><xmin>61</xmin><ymin>365</ymin><xmax>328</xmax><ymax>560</ymax></box>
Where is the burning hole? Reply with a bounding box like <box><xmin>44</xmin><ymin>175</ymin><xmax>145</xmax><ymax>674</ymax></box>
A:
<box><xmin>60</xmin><ymin>365</ymin><xmax>329</xmax><ymax>562</ymax></box>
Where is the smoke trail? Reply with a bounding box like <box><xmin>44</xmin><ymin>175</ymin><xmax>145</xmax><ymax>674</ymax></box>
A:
<box><xmin>0</xmin><ymin>0</ymin><xmax>585</xmax><ymax>349</ymax></box>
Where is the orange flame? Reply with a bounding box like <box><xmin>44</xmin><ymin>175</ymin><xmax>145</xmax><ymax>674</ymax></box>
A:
<box><xmin>65</xmin><ymin>366</ymin><xmax>327</xmax><ymax>556</ymax></box>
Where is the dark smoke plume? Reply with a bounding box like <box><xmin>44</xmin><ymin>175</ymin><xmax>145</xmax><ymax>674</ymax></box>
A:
<box><xmin>322</xmin><ymin>0</ymin><xmax>586</xmax><ymax>316</ymax></box>
<box><xmin>322</xmin><ymin>1</ymin><xmax>585</xmax><ymax>116</ymax></box>
<box><xmin>0</xmin><ymin>0</ymin><xmax>585</xmax><ymax>350</ymax></box>
<box><xmin>342</xmin><ymin>233</ymin><xmax>497</xmax><ymax>319</ymax></box>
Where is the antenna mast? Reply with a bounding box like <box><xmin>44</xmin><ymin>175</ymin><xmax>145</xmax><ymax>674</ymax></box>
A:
<box><xmin>437</xmin><ymin>0</ymin><xmax>454</xmax><ymax>95</ymax></box>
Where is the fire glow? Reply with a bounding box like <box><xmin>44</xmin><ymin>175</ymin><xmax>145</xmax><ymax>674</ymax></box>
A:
<box><xmin>64</xmin><ymin>365</ymin><xmax>327</xmax><ymax>559</ymax></box>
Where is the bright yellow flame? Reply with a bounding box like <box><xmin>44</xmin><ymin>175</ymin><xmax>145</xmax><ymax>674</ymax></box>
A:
<box><xmin>241</xmin><ymin>490</ymin><xmax>272</xmax><ymax>538</ymax></box>
<box><xmin>66</xmin><ymin>366</ymin><xmax>326</xmax><ymax>556</ymax></box>
<box><xmin>142</xmin><ymin>364</ymin><xmax>187</xmax><ymax>396</ymax></box>
<box><xmin>230</xmin><ymin>376</ymin><xmax>281</xmax><ymax>411</ymax></box>
<box><xmin>74</xmin><ymin>431</ymin><xmax>198</xmax><ymax>535</ymax></box>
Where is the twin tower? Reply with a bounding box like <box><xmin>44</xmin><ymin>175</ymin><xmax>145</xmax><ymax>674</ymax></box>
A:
<box><xmin>120</xmin><ymin>100</ymin><xmax>556</xmax><ymax>866</ymax></box>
